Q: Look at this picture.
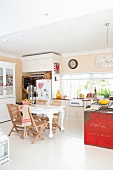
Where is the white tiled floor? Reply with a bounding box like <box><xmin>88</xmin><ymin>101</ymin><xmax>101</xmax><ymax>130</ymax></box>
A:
<box><xmin>1</xmin><ymin>119</ymin><xmax>113</xmax><ymax>170</ymax></box>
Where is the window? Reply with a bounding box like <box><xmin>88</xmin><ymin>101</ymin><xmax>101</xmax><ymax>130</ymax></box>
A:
<box><xmin>61</xmin><ymin>73</ymin><xmax>113</xmax><ymax>98</ymax></box>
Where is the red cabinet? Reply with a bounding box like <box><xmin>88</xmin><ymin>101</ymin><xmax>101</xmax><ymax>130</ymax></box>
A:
<box><xmin>84</xmin><ymin>110</ymin><xmax>113</xmax><ymax>149</ymax></box>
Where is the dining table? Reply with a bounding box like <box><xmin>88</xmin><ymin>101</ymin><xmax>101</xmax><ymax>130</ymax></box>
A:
<box><xmin>29</xmin><ymin>104</ymin><xmax>65</xmax><ymax>138</ymax></box>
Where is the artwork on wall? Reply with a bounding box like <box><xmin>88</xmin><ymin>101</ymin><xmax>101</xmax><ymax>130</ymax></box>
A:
<box><xmin>96</xmin><ymin>55</ymin><xmax>113</xmax><ymax>67</ymax></box>
<box><xmin>54</xmin><ymin>62</ymin><xmax>60</xmax><ymax>74</ymax></box>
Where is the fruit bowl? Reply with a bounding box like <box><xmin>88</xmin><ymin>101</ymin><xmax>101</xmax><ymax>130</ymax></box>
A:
<box><xmin>22</xmin><ymin>99</ymin><xmax>30</xmax><ymax>105</ymax></box>
<box><xmin>98</xmin><ymin>99</ymin><xmax>109</xmax><ymax>105</ymax></box>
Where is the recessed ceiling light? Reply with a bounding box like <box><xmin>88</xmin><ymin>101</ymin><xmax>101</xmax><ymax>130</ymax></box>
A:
<box><xmin>44</xmin><ymin>13</ymin><xmax>49</xmax><ymax>16</ymax></box>
<box><xmin>2</xmin><ymin>39</ymin><xmax>8</xmax><ymax>42</ymax></box>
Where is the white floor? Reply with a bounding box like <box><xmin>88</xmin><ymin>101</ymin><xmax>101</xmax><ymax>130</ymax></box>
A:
<box><xmin>1</xmin><ymin>119</ymin><xmax>113</xmax><ymax>170</ymax></box>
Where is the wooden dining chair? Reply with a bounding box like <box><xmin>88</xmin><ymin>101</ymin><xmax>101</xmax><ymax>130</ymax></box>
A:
<box><xmin>6</xmin><ymin>104</ymin><xmax>24</xmax><ymax>136</ymax></box>
<box><xmin>33</xmin><ymin>99</ymin><xmax>47</xmax><ymax>120</ymax></box>
<box><xmin>41</xmin><ymin>100</ymin><xmax>62</xmax><ymax>133</ymax></box>
<box><xmin>50</xmin><ymin>100</ymin><xmax>62</xmax><ymax>133</ymax></box>
<box><xmin>25</xmin><ymin>106</ymin><xmax>48</xmax><ymax>144</ymax></box>
<box><xmin>36</xmin><ymin>99</ymin><xmax>47</xmax><ymax>105</ymax></box>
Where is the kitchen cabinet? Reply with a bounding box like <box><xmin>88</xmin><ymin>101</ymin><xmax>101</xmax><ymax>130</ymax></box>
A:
<box><xmin>52</xmin><ymin>99</ymin><xmax>88</xmax><ymax>120</ymax></box>
<box><xmin>68</xmin><ymin>106</ymin><xmax>77</xmax><ymax>119</ymax></box>
<box><xmin>22</xmin><ymin>57</ymin><xmax>52</xmax><ymax>72</ymax></box>
<box><xmin>0</xmin><ymin>61</ymin><xmax>16</xmax><ymax>122</ymax></box>
<box><xmin>65</xmin><ymin>99</ymin><xmax>92</xmax><ymax>119</ymax></box>
<box><xmin>65</xmin><ymin>100</ymin><xmax>70</xmax><ymax>119</ymax></box>
<box><xmin>0</xmin><ymin>99</ymin><xmax>6</xmax><ymax>122</ymax></box>
<box><xmin>52</xmin><ymin>99</ymin><xmax>85</xmax><ymax>120</ymax></box>
<box><xmin>76</xmin><ymin>107</ymin><xmax>84</xmax><ymax>118</ymax></box>
<box><xmin>69</xmin><ymin>99</ymin><xmax>84</xmax><ymax>119</ymax></box>
<box><xmin>69</xmin><ymin>106</ymin><xmax>84</xmax><ymax>119</ymax></box>
<box><xmin>21</xmin><ymin>53</ymin><xmax>61</xmax><ymax>73</ymax></box>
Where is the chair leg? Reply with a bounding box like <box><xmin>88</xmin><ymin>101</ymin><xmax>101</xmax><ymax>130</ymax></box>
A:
<box><xmin>31</xmin><ymin>133</ymin><xmax>44</xmax><ymax>144</ymax></box>
<box><xmin>14</xmin><ymin>126</ymin><xmax>21</xmax><ymax>133</ymax></box>
<box><xmin>53</xmin><ymin>120</ymin><xmax>61</xmax><ymax>133</ymax></box>
<box><xmin>8</xmin><ymin>126</ymin><xmax>14</xmax><ymax>136</ymax></box>
<box><xmin>20</xmin><ymin>132</ymin><xmax>24</xmax><ymax>140</ymax></box>
<box><xmin>31</xmin><ymin>125</ymin><xmax>48</xmax><ymax>144</ymax></box>
<box><xmin>56</xmin><ymin>123</ymin><xmax>61</xmax><ymax>130</ymax></box>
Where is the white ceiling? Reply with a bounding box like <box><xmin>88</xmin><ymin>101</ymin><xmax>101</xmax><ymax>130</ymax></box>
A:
<box><xmin>0</xmin><ymin>0</ymin><xmax>113</xmax><ymax>58</ymax></box>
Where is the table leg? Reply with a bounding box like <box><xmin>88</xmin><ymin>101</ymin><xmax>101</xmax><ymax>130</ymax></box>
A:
<box><xmin>47</xmin><ymin>114</ymin><xmax>53</xmax><ymax>138</ymax></box>
<box><xmin>61</xmin><ymin>110</ymin><xmax>65</xmax><ymax>131</ymax></box>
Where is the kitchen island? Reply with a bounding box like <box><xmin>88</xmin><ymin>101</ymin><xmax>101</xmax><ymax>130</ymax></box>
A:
<box><xmin>84</xmin><ymin>105</ymin><xmax>113</xmax><ymax>149</ymax></box>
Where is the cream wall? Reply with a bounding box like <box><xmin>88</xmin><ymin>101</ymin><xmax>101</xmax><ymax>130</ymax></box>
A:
<box><xmin>0</xmin><ymin>56</ymin><xmax>22</xmax><ymax>102</ymax></box>
<box><xmin>61</xmin><ymin>53</ymin><xmax>113</xmax><ymax>74</ymax></box>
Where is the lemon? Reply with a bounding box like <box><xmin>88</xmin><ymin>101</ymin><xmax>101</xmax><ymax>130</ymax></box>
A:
<box><xmin>99</xmin><ymin>99</ymin><xmax>109</xmax><ymax>105</ymax></box>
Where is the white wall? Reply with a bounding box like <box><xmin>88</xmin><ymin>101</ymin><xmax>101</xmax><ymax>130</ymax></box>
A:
<box><xmin>52</xmin><ymin>54</ymin><xmax>61</xmax><ymax>98</ymax></box>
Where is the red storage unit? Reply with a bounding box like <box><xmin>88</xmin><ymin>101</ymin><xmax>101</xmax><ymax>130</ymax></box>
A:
<box><xmin>84</xmin><ymin>110</ymin><xmax>113</xmax><ymax>149</ymax></box>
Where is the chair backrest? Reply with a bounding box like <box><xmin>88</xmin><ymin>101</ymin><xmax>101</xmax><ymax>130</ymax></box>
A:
<box><xmin>6</xmin><ymin>104</ymin><xmax>22</xmax><ymax>123</ymax></box>
<box><xmin>50</xmin><ymin>100</ymin><xmax>62</xmax><ymax>106</ymax></box>
<box><xmin>21</xmin><ymin>105</ymin><xmax>37</xmax><ymax>128</ymax></box>
<box><xmin>36</xmin><ymin>99</ymin><xmax>47</xmax><ymax>105</ymax></box>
